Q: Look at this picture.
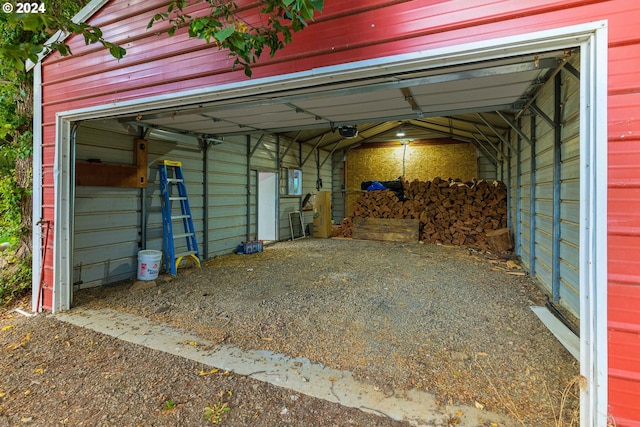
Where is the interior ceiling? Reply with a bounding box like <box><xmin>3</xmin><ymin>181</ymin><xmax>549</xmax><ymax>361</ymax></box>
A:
<box><xmin>117</xmin><ymin>49</ymin><xmax>577</xmax><ymax>154</ymax></box>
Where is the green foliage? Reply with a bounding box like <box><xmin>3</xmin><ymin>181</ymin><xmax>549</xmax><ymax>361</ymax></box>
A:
<box><xmin>0</xmin><ymin>0</ymin><xmax>125</xmax><ymax>74</ymax></box>
<box><xmin>203</xmin><ymin>401</ymin><xmax>230</xmax><ymax>424</ymax></box>
<box><xmin>162</xmin><ymin>400</ymin><xmax>177</xmax><ymax>410</ymax></box>
<box><xmin>0</xmin><ymin>253</ymin><xmax>31</xmax><ymax>306</ymax></box>
<box><xmin>148</xmin><ymin>0</ymin><xmax>323</xmax><ymax>77</ymax></box>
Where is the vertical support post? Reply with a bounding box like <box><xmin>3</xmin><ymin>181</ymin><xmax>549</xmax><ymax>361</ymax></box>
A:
<box><xmin>276</xmin><ymin>135</ymin><xmax>281</xmax><ymax>239</ymax></box>
<box><xmin>246</xmin><ymin>135</ymin><xmax>252</xmax><ymax>241</ymax></box>
<box><xmin>202</xmin><ymin>140</ymin><xmax>213</xmax><ymax>260</ymax></box>
<box><xmin>515</xmin><ymin>120</ymin><xmax>522</xmax><ymax>255</ymax></box>
<box><xmin>529</xmin><ymin>106</ymin><xmax>537</xmax><ymax>276</ymax></box>
<box><xmin>552</xmin><ymin>72</ymin><xmax>563</xmax><ymax>302</ymax></box>
<box><xmin>138</xmin><ymin>134</ymin><xmax>148</xmax><ymax>251</ymax></box>
<box><xmin>505</xmin><ymin>139</ymin><xmax>511</xmax><ymax>230</ymax></box>
<box><xmin>141</xmin><ymin>187</ymin><xmax>147</xmax><ymax>250</ymax></box>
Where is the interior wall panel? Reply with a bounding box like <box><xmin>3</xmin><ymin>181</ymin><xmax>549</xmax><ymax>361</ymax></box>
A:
<box><xmin>507</xmin><ymin>56</ymin><xmax>581</xmax><ymax>318</ymax></box>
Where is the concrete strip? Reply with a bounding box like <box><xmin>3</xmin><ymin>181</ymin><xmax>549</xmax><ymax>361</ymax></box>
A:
<box><xmin>56</xmin><ymin>308</ymin><xmax>516</xmax><ymax>427</ymax></box>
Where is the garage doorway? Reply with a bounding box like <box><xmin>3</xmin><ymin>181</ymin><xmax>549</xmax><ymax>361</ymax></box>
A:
<box><xmin>43</xmin><ymin>22</ymin><xmax>607</xmax><ymax>425</ymax></box>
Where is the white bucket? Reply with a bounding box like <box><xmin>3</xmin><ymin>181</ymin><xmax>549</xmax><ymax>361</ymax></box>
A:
<box><xmin>137</xmin><ymin>250</ymin><xmax>162</xmax><ymax>280</ymax></box>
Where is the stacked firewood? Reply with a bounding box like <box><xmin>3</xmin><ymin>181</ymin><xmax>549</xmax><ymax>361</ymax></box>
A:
<box><xmin>332</xmin><ymin>177</ymin><xmax>508</xmax><ymax>246</ymax></box>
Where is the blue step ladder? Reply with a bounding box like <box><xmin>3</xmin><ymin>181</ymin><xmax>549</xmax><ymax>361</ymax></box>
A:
<box><xmin>158</xmin><ymin>160</ymin><xmax>201</xmax><ymax>275</ymax></box>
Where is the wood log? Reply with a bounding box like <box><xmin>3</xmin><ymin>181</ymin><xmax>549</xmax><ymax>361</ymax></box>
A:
<box><xmin>485</xmin><ymin>228</ymin><xmax>513</xmax><ymax>252</ymax></box>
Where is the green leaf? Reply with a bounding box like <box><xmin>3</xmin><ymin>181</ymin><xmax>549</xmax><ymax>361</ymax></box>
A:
<box><xmin>19</xmin><ymin>14</ymin><xmax>45</xmax><ymax>32</ymax></box>
<box><xmin>193</xmin><ymin>19</ymin><xmax>205</xmax><ymax>32</ymax></box>
<box><xmin>57</xmin><ymin>44</ymin><xmax>70</xmax><ymax>56</ymax></box>
<box><xmin>214</xmin><ymin>26</ymin><xmax>235</xmax><ymax>42</ymax></box>
<box><xmin>229</xmin><ymin>36</ymin><xmax>246</xmax><ymax>51</ymax></box>
<box><xmin>108</xmin><ymin>44</ymin><xmax>126</xmax><ymax>60</ymax></box>
<box><xmin>242</xmin><ymin>62</ymin><xmax>252</xmax><ymax>77</ymax></box>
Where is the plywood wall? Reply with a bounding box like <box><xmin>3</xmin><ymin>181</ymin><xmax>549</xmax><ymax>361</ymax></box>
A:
<box><xmin>345</xmin><ymin>139</ymin><xmax>477</xmax><ymax>215</ymax></box>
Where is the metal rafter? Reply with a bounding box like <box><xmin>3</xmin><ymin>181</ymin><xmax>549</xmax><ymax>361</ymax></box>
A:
<box><xmin>477</xmin><ymin>113</ymin><xmax>517</xmax><ymax>153</ymax></box>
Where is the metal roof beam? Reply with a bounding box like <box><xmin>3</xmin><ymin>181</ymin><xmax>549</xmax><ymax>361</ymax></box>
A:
<box><xmin>320</xmin><ymin>139</ymin><xmax>347</xmax><ymax>169</ymax></box>
<box><xmin>477</xmin><ymin>113</ymin><xmax>517</xmax><ymax>153</ymax></box>
<box><xmin>472</xmin><ymin>123</ymin><xmax>502</xmax><ymax>160</ymax></box>
<box><xmin>562</xmin><ymin>62</ymin><xmax>580</xmax><ymax>81</ymax></box>
<box><xmin>406</xmin><ymin>122</ymin><xmax>475</xmax><ymax>144</ymax></box>
<box><xmin>400</xmin><ymin>87</ymin><xmax>424</xmax><ymax>118</ymax></box>
<box><xmin>471</xmin><ymin>135</ymin><xmax>498</xmax><ymax>167</ymax></box>
<box><xmin>528</xmin><ymin>103</ymin><xmax>557</xmax><ymax>129</ymax></box>
<box><xmin>280</xmin><ymin>130</ymin><xmax>302</xmax><ymax>160</ymax></box>
<box><xmin>514</xmin><ymin>58</ymin><xmax>568</xmax><ymax>120</ymax></box>
<box><xmin>249</xmin><ymin>134</ymin><xmax>266</xmax><ymax>158</ymax></box>
<box><xmin>496</xmin><ymin>111</ymin><xmax>531</xmax><ymax>145</ymax></box>
<box><xmin>412</xmin><ymin>119</ymin><xmax>491</xmax><ymax>143</ymax></box>
<box><xmin>300</xmin><ymin>133</ymin><xmax>328</xmax><ymax>167</ymax></box>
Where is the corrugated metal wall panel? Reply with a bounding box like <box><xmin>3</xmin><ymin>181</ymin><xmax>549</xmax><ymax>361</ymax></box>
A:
<box><xmin>207</xmin><ymin>137</ymin><xmax>250</xmax><ymax>256</ymax></box>
<box><xmin>608</xmin><ymin>376</ymin><xmax>640</xmax><ymax>427</ymax></box>
<box><xmin>531</xmin><ymin>87</ymin><xmax>556</xmax><ymax>299</ymax></box>
<box><xmin>74</xmin><ymin>123</ymin><xmax>141</xmax><ymax>288</ymax></box>
<box><xmin>73</xmin><ymin>122</ymin><xmax>207</xmax><ymax>288</ymax></box>
<box><xmin>608</xmin><ymin>26</ymin><xmax>640</xmax><ymax>422</ymax></box>
<box><xmin>505</xmin><ymin>57</ymin><xmax>581</xmax><ymax>318</ymax></box>
<box><xmin>516</xmin><ymin>115</ymin><xmax>532</xmax><ymax>273</ymax></box>
<box><xmin>556</xmin><ymin>57</ymin><xmax>582</xmax><ymax>317</ymax></box>
<box><xmin>332</xmin><ymin>152</ymin><xmax>346</xmax><ymax>221</ymax></box>
<box><xmin>204</xmin><ymin>134</ymin><xmax>331</xmax><ymax>250</ymax></box>
<box><xmin>477</xmin><ymin>150</ymin><xmax>497</xmax><ymax>180</ymax></box>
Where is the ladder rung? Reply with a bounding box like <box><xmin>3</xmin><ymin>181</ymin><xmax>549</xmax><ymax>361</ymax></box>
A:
<box><xmin>173</xmin><ymin>232</ymin><xmax>194</xmax><ymax>239</ymax></box>
<box><xmin>171</xmin><ymin>215</ymin><xmax>191</xmax><ymax>220</ymax></box>
<box><xmin>169</xmin><ymin>197</ymin><xmax>187</xmax><ymax>201</ymax></box>
<box><xmin>167</xmin><ymin>178</ymin><xmax>184</xmax><ymax>183</ymax></box>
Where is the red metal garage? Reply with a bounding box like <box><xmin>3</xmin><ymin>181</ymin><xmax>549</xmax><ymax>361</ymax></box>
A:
<box><xmin>30</xmin><ymin>1</ymin><xmax>639</xmax><ymax>426</ymax></box>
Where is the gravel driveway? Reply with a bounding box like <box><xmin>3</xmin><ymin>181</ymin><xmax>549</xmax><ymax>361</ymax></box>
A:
<box><xmin>70</xmin><ymin>238</ymin><xmax>580</xmax><ymax>426</ymax></box>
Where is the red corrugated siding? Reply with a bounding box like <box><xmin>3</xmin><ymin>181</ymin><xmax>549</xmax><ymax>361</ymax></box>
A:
<box><xmin>38</xmin><ymin>0</ymin><xmax>640</xmax><ymax>422</ymax></box>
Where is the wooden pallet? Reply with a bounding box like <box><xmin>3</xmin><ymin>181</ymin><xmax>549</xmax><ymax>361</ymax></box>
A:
<box><xmin>351</xmin><ymin>218</ymin><xmax>419</xmax><ymax>242</ymax></box>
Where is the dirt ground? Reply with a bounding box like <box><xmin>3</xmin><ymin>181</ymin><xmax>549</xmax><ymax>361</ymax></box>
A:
<box><xmin>2</xmin><ymin>238</ymin><xmax>580</xmax><ymax>426</ymax></box>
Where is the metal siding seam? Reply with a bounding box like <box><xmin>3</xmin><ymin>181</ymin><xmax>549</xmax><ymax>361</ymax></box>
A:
<box><xmin>516</xmin><ymin>124</ymin><xmax>522</xmax><ymax>255</ymax></box>
<box><xmin>530</xmin><ymin>106</ymin><xmax>537</xmax><ymax>277</ymax></box>
<box><xmin>506</xmin><ymin>140</ymin><xmax>512</xmax><ymax>230</ymax></box>
<box><xmin>246</xmin><ymin>136</ymin><xmax>251</xmax><ymax>242</ymax></box>
<box><xmin>276</xmin><ymin>135</ymin><xmax>281</xmax><ymax>241</ymax></box>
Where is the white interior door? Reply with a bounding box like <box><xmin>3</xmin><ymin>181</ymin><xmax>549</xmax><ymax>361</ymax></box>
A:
<box><xmin>258</xmin><ymin>171</ymin><xmax>278</xmax><ymax>241</ymax></box>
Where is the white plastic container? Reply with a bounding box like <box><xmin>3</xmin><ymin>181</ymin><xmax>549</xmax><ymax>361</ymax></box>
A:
<box><xmin>137</xmin><ymin>250</ymin><xmax>162</xmax><ymax>280</ymax></box>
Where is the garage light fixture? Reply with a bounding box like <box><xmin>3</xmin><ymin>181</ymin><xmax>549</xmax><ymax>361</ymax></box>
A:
<box><xmin>396</xmin><ymin>124</ymin><xmax>406</xmax><ymax>137</ymax></box>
